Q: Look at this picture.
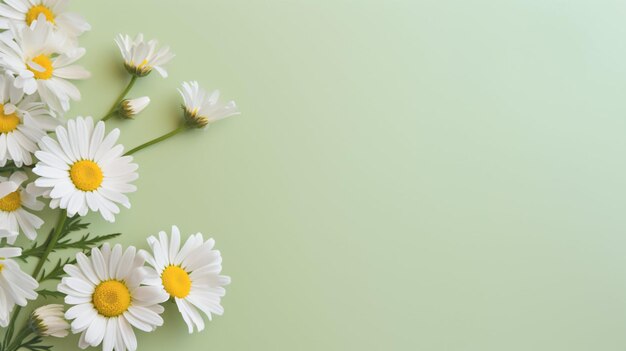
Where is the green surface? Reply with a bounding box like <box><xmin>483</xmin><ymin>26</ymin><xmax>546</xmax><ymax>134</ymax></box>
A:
<box><xmin>26</xmin><ymin>0</ymin><xmax>626</xmax><ymax>350</ymax></box>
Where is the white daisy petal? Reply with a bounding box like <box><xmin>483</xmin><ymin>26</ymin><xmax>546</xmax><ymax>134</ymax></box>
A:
<box><xmin>84</xmin><ymin>314</ymin><xmax>106</xmax><ymax>346</ymax></box>
<box><xmin>118</xmin><ymin>317</ymin><xmax>137</xmax><ymax>351</ymax></box>
<box><xmin>102</xmin><ymin>318</ymin><xmax>116</xmax><ymax>351</ymax></box>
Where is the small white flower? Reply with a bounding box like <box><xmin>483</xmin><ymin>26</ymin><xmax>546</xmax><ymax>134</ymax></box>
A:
<box><xmin>0</xmin><ymin>0</ymin><xmax>90</xmax><ymax>41</ymax></box>
<box><xmin>0</xmin><ymin>73</ymin><xmax>57</xmax><ymax>167</ymax></box>
<box><xmin>179</xmin><ymin>81</ymin><xmax>239</xmax><ymax>129</ymax></box>
<box><xmin>0</xmin><ymin>247</ymin><xmax>38</xmax><ymax>327</ymax></box>
<box><xmin>33</xmin><ymin>116</ymin><xmax>138</xmax><ymax>222</ymax></box>
<box><xmin>58</xmin><ymin>244</ymin><xmax>168</xmax><ymax>351</ymax></box>
<box><xmin>141</xmin><ymin>226</ymin><xmax>231</xmax><ymax>333</ymax></box>
<box><xmin>0</xmin><ymin>14</ymin><xmax>90</xmax><ymax>113</ymax></box>
<box><xmin>0</xmin><ymin>171</ymin><xmax>44</xmax><ymax>243</ymax></box>
<box><xmin>120</xmin><ymin>96</ymin><xmax>150</xmax><ymax>118</ymax></box>
<box><xmin>115</xmin><ymin>33</ymin><xmax>174</xmax><ymax>78</ymax></box>
<box><xmin>30</xmin><ymin>304</ymin><xmax>70</xmax><ymax>337</ymax></box>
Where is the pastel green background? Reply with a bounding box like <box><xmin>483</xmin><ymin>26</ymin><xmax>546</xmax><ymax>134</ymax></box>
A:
<box><xmin>25</xmin><ymin>0</ymin><xmax>626</xmax><ymax>350</ymax></box>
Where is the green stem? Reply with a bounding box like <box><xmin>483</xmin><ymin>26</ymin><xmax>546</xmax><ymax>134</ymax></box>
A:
<box><xmin>101</xmin><ymin>75</ymin><xmax>137</xmax><ymax>121</ymax></box>
<box><xmin>5</xmin><ymin>323</ymin><xmax>32</xmax><ymax>351</ymax></box>
<box><xmin>2</xmin><ymin>306</ymin><xmax>19</xmax><ymax>351</ymax></box>
<box><xmin>101</xmin><ymin>110</ymin><xmax>118</xmax><ymax>122</ymax></box>
<box><xmin>2</xmin><ymin>210</ymin><xmax>67</xmax><ymax>350</ymax></box>
<box><xmin>31</xmin><ymin>210</ymin><xmax>67</xmax><ymax>279</ymax></box>
<box><xmin>124</xmin><ymin>125</ymin><xmax>186</xmax><ymax>156</ymax></box>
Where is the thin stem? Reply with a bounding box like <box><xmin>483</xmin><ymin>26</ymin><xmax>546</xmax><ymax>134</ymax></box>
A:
<box><xmin>101</xmin><ymin>75</ymin><xmax>137</xmax><ymax>121</ymax></box>
<box><xmin>5</xmin><ymin>323</ymin><xmax>32</xmax><ymax>351</ymax></box>
<box><xmin>101</xmin><ymin>110</ymin><xmax>117</xmax><ymax>122</ymax></box>
<box><xmin>31</xmin><ymin>210</ymin><xmax>67</xmax><ymax>278</ymax></box>
<box><xmin>2</xmin><ymin>210</ymin><xmax>67</xmax><ymax>350</ymax></box>
<box><xmin>124</xmin><ymin>125</ymin><xmax>186</xmax><ymax>156</ymax></box>
<box><xmin>1</xmin><ymin>306</ymin><xmax>19</xmax><ymax>351</ymax></box>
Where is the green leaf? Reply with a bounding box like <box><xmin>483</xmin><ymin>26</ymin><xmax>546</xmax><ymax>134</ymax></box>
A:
<box><xmin>37</xmin><ymin>289</ymin><xmax>64</xmax><ymax>299</ymax></box>
<box><xmin>55</xmin><ymin>232</ymin><xmax>122</xmax><ymax>252</ymax></box>
<box><xmin>20</xmin><ymin>217</ymin><xmax>120</xmax><ymax>261</ymax></box>
<box><xmin>60</xmin><ymin>215</ymin><xmax>90</xmax><ymax>239</ymax></box>
<box><xmin>19</xmin><ymin>336</ymin><xmax>52</xmax><ymax>351</ymax></box>
<box><xmin>19</xmin><ymin>228</ymin><xmax>53</xmax><ymax>261</ymax></box>
<box><xmin>38</xmin><ymin>257</ymin><xmax>76</xmax><ymax>283</ymax></box>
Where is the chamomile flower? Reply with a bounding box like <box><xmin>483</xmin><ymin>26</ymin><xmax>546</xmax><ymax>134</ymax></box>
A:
<box><xmin>141</xmin><ymin>226</ymin><xmax>231</xmax><ymax>333</ymax></box>
<box><xmin>30</xmin><ymin>304</ymin><xmax>70</xmax><ymax>337</ymax></box>
<box><xmin>0</xmin><ymin>73</ymin><xmax>57</xmax><ymax>167</ymax></box>
<box><xmin>115</xmin><ymin>33</ymin><xmax>174</xmax><ymax>77</ymax></box>
<box><xmin>0</xmin><ymin>171</ymin><xmax>44</xmax><ymax>243</ymax></box>
<box><xmin>33</xmin><ymin>116</ymin><xmax>138</xmax><ymax>222</ymax></box>
<box><xmin>0</xmin><ymin>246</ymin><xmax>38</xmax><ymax>327</ymax></box>
<box><xmin>0</xmin><ymin>14</ymin><xmax>90</xmax><ymax>113</ymax></box>
<box><xmin>179</xmin><ymin>81</ymin><xmax>239</xmax><ymax>129</ymax></box>
<box><xmin>0</xmin><ymin>0</ymin><xmax>91</xmax><ymax>39</ymax></box>
<box><xmin>58</xmin><ymin>244</ymin><xmax>168</xmax><ymax>351</ymax></box>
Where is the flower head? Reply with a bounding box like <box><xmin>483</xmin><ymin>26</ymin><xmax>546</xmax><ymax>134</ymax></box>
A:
<box><xmin>141</xmin><ymin>226</ymin><xmax>231</xmax><ymax>333</ymax></box>
<box><xmin>0</xmin><ymin>171</ymin><xmax>45</xmax><ymax>243</ymax></box>
<box><xmin>58</xmin><ymin>244</ymin><xmax>168</xmax><ymax>351</ymax></box>
<box><xmin>179</xmin><ymin>81</ymin><xmax>239</xmax><ymax>129</ymax></box>
<box><xmin>120</xmin><ymin>96</ymin><xmax>150</xmax><ymax>119</ymax></box>
<box><xmin>0</xmin><ymin>14</ymin><xmax>90</xmax><ymax>113</ymax></box>
<box><xmin>115</xmin><ymin>33</ymin><xmax>174</xmax><ymax>78</ymax></box>
<box><xmin>30</xmin><ymin>304</ymin><xmax>70</xmax><ymax>337</ymax></box>
<box><xmin>0</xmin><ymin>0</ymin><xmax>91</xmax><ymax>40</ymax></box>
<box><xmin>0</xmin><ymin>247</ymin><xmax>38</xmax><ymax>327</ymax></box>
<box><xmin>0</xmin><ymin>73</ymin><xmax>57</xmax><ymax>167</ymax></box>
<box><xmin>33</xmin><ymin>116</ymin><xmax>138</xmax><ymax>222</ymax></box>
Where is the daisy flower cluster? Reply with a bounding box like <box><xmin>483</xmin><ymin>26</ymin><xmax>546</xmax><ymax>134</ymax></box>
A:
<box><xmin>0</xmin><ymin>2</ymin><xmax>239</xmax><ymax>351</ymax></box>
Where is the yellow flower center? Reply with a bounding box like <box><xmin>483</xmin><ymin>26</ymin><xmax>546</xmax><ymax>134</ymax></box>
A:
<box><xmin>0</xmin><ymin>191</ymin><xmax>21</xmax><ymax>212</ymax></box>
<box><xmin>69</xmin><ymin>160</ymin><xmax>103</xmax><ymax>192</ymax></box>
<box><xmin>27</xmin><ymin>54</ymin><xmax>54</xmax><ymax>80</ymax></box>
<box><xmin>0</xmin><ymin>264</ymin><xmax>3</xmax><ymax>271</ymax></box>
<box><xmin>161</xmin><ymin>265</ymin><xmax>192</xmax><ymax>298</ymax></box>
<box><xmin>25</xmin><ymin>5</ymin><xmax>55</xmax><ymax>26</ymax></box>
<box><xmin>92</xmin><ymin>280</ymin><xmax>131</xmax><ymax>317</ymax></box>
<box><xmin>0</xmin><ymin>105</ymin><xmax>20</xmax><ymax>133</ymax></box>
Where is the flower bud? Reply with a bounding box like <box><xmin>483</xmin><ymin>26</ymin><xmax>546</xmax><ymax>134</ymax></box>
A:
<box><xmin>29</xmin><ymin>304</ymin><xmax>70</xmax><ymax>337</ymax></box>
<box><xmin>120</xmin><ymin>97</ymin><xmax>150</xmax><ymax>118</ymax></box>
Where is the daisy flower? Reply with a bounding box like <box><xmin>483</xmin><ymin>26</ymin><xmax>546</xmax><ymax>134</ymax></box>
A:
<box><xmin>0</xmin><ymin>0</ymin><xmax>91</xmax><ymax>40</ymax></box>
<box><xmin>0</xmin><ymin>73</ymin><xmax>57</xmax><ymax>167</ymax></box>
<box><xmin>179</xmin><ymin>81</ymin><xmax>239</xmax><ymax>129</ymax></box>
<box><xmin>141</xmin><ymin>226</ymin><xmax>231</xmax><ymax>333</ymax></box>
<box><xmin>58</xmin><ymin>244</ymin><xmax>168</xmax><ymax>351</ymax></box>
<box><xmin>0</xmin><ymin>246</ymin><xmax>38</xmax><ymax>327</ymax></box>
<box><xmin>0</xmin><ymin>171</ymin><xmax>44</xmax><ymax>243</ymax></box>
<box><xmin>30</xmin><ymin>304</ymin><xmax>70</xmax><ymax>337</ymax></box>
<box><xmin>33</xmin><ymin>116</ymin><xmax>138</xmax><ymax>222</ymax></box>
<box><xmin>0</xmin><ymin>14</ymin><xmax>90</xmax><ymax>113</ymax></box>
<box><xmin>115</xmin><ymin>33</ymin><xmax>174</xmax><ymax>78</ymax></box>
